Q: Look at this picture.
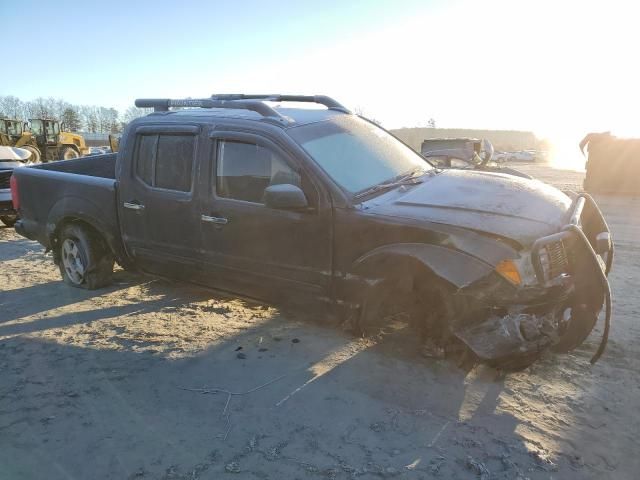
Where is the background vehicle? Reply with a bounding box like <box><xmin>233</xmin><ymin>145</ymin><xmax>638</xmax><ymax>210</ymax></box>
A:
<box><xmin>508</xmin><ymin>150</ymin><xmax>536</xmax><ymax>162</ymax></box>
<box><xmin>0</xmin><ymin>118</ymin><xmax>41</xmax><ymax>163</ymax></box>
<box><xmin>420</xmin><ymin>137</ymin><xmax>531</xmax><ymax>178</ymax></box>
<box><xmin>28</xmin><ymin>118</ymin><xmax>90</xmax><ymax>161</ymax></box>
<box><xmin>11</xmin><ymin>94</ymin><xmax>613</xmax><ymax>369</ymax></box>
<box><xmin>492</xmin><ymin>151</ymin><xmax>510</xmax><ymax>163</ymax></box>
<box><xmin>0</xmin><ymin>146</ymin><xmax>28</xmax><ymax>226</ymax></box>
<box><xmin>87</xmin><ymin>147</ymin><xmax>106</xmax><ymax>156</ymax></box>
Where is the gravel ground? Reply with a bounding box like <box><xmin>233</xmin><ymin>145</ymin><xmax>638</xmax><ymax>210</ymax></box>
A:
<box><xmin>1</xmin><ymin>163</ymin><xmax>639</xmax><ymax>479</ymax></box>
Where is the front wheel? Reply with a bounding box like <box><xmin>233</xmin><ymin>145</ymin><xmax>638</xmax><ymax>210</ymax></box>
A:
<box><xmin>0</xmin><ymin>215</ymin><xmax>17</xmax><ymax>227</ymax></box>
<box><xmin>60</xmin><ymin>146</ymin><xmax>80</xmax><ymax>160</ymax></box>
<box><xmin>21</xmin><ymin>145</ymin><xmax>41</xmax><ymax>164</ymax></box>
<box><xmin>58</xmin><ymin>224</ymin><xmax>114</xmax><ymax>289</ymax></box>
<box><xmin>356</xmin><ymin>277</ymin><xmax>459</xmax><ymax>353</ymax></box>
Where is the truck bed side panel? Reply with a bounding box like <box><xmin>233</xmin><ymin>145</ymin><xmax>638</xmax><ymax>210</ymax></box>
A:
<box><xmin>14</xmin><ymin>162</ymin><xmax>125</xmax><ymax>260</ymax></box>
<box><xmin>36</xmin><ymin>153</ymin><xmax>117</xmax><ymax>179</ymax></box>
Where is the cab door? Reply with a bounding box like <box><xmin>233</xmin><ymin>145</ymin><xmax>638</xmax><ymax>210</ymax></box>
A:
<box><xmin>199</xmin><ymin>130</ymin><xmax>333</xmax><ymax>300</ymax></box>
<box><xmin>118</xmin><ymin>125</ymin><xmax>203</xmax><ymax>278</ymax></box>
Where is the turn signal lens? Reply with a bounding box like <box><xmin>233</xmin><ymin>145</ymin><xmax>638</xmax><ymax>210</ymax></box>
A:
<box><xmin>496</xmin><ymin>259</ymin><xmax>522</xmax><ymax>285</ymax></box>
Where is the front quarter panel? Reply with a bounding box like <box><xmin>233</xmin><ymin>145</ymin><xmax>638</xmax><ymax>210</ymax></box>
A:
<box><xmin>333</xmin><ymin>207</ymin><xmax>517</xmax><ymax>305</ymax></box>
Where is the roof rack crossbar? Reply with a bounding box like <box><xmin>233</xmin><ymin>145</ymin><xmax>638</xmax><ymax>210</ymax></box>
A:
<box><xmin>134</xmin><ymin>98</ymin><xmax>290</xmax><ymax>123</ymax></box>
<box><xmin>209</xmin><ymin>94</ymin><xmax>351</xmax><ymax>113</ymax></box>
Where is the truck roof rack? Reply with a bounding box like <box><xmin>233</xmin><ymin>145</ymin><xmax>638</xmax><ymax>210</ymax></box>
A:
<box><xmin>209</xmin><ymin>94</ymin><xmax>351</xmax><ymax>113</ymax></box>
<box><xmin>134</xmin><ymin>94</ymin><xmax>351</xmax><ymax>124</ymax></box>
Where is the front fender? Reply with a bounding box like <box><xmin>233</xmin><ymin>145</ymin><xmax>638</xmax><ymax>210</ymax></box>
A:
<box><xmin>349</xmin><ymin>243</ymin><xmax>495</xmax><ymax>290</ymax></box>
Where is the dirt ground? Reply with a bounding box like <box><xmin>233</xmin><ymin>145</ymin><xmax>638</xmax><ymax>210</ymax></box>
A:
<box><xmin>1</xmin><ymin>163</ymin><xmax>639</xmax><ymax>480</ymax></box>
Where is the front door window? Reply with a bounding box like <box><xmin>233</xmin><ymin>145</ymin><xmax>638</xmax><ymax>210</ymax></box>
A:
<box><xmin>216</xmin><ymin>140</ymin><xmax>301</xmax><ymax>203</ymax></box>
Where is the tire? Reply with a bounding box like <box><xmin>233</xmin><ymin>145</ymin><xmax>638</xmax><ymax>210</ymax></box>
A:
<box><xmin>0</xmin><ymin>215</ymin><xmax>17</xmax><ymax>227</ymax></box>
<box><xmin>57</xmin><ymin>224</ymin><xmax>114</xmax><ymax>289</ymax></box>
<box><xmin>21</xmin><ymin>145</ymin><xmax>41</xmax><ymax>164</ymax></box>
<box><xmin>60</xmin><ymin>146</ymin><xmax>80</xmax><ymax>160</ymax></box>
<box><xmin>356</xmin><ymin>275</ymin><xmax>458</xmax><ymax>351</ymax></box>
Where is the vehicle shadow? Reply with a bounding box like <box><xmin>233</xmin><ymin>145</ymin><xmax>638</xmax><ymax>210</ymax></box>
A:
<box><xmin>0</xmin><ymin>231</ymin><xmax>42</xmax><ymax>262</ymax></box>
<box><xmin>0</xmin><ymin>283</ymin><xmax>548</xmax><ymax>480</ymax></box>
<box><xmin>0</xmin><ymin>271</ymin><xmax>142</xmax><ymax>324</ymax></box>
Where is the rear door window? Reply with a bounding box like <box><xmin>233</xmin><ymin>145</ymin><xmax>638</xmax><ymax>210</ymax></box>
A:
<box><xmin>155</xmin><ymin>135</ymin><xmax>195</xmax><ymax>192</ymax></box>
<box><xmin>135</xmin><ymin>135</ymin><xmax>156</xmax><ymax>186</ymax></box>
<box><xmin>134</xmin><ymin>133</ymin><xmax>195</xmax><ymax>192</ymax></box>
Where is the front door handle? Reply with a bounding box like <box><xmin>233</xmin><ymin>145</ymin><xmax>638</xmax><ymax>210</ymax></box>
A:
<box><xmin>123</xmin><ymin>202</ymin><xmax>145</xmax><ymax>211</ymax></box>
<box><xmin>201</xmin><ymin>214</ymin><xmax>228</xmax><ymax>225</ymax></box>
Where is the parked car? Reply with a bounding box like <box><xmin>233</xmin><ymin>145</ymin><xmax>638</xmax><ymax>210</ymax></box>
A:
<box><xmin>0</xmin><ymin>146</ymin><xmax>29</xmax><ymax>226</ymax></box>
<box><xmin>86</xmin><ymin>147</ymin><xmax>106</xmax><ymax>156</ymax></box>
<box><xmin>11</xmin><ymin>94</ymin><xmax>613</xmax><ymax>369</ymax></box>
<box><xmin>492</xmin><ymin>151</ymin><xmax>510</xmax><ymax>163</ymax></box>
<box><xmin>507</xmin><ymin>150</ymin><xmax>536</xmax><ymax>162</ymax></box>
<box><xmin>420</xmin><ymin>138</ymin><xmax>530</xmax><ymax>178</ymax></box>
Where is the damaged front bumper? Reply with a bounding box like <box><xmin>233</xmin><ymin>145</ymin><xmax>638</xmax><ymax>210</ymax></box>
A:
<box><xmin>451</xmin><ymin>193</ymin><xmax>613</xmax><ymax>368</ymax></box>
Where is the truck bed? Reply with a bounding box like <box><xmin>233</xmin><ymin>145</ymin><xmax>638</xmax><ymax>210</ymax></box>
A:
<box><xmin>37</xmin><ymin>153</ymin><xmax>117</xmax><ymax>178</ymax></box>
<box><xmin>13</xmin><ymin>154</ymin><xmax>122</xmax><ymax>255</ymax></box>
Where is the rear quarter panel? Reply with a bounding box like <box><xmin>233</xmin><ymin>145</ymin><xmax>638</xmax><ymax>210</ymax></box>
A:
<box><xmin>14</xmin><ymin>166</ymin><xmax>124</xmax><ymax>260</ymax></box>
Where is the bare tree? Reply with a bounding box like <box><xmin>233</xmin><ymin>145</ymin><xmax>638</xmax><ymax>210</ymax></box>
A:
<box><xmin>79</xmin><ymin>105</ymin><xmax>99</xmax><ymax>133</ymax></box>
<box><xmin>24</xmin><ymin>97</ymin><xmax>58</xmax><ymax>119</ymax></box>
<box><xmin>0</xmin><ymin>96</ymin><xmax>23</xmax><ymax>118</ymax></box>
<box><xmin>62</xmin><ymin>107</ymin><xmax>82</xmax><ymax>131</ymax></box>
<box><xmin>123</xmin><ymin>105</ymin><xmax>151</xmax><ymax>124</ymax></box>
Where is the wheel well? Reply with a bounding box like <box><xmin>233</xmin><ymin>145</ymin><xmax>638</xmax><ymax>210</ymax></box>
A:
<box><xmin>359</xmin><ymin>253</ymin><xmax>454</xmax><ymax>295</ymax></box>
<box><xmin>358</xmin><ymin>254</ymin><xmax>453</xmax><ymax>309</ymax></box>
<box><xmin>354</xmin><ymin>256</ymin><xmax>456</xmax><ymax>340</ymax></box>
<box><xmin>51</xmin><ymin>218</ymin><xmax>110</xmax><ymax>262</ymax></box>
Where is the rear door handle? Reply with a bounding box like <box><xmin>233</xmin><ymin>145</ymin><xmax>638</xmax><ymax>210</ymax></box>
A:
<box><xmin>201</xmin><ymin>215</ymin><xmax>228</xmax><ymax>225</ymax></box>
<box><xmin>123</xmin><ymin>202</ymin><xmax>145</xmax><ymax>211</ymax></box>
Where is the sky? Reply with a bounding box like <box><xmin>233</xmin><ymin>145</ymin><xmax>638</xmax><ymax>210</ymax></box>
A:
<box><xmin>3</xmin><ymin>0</ymin><xmax>640</xmax><ymax>166</ymax></box>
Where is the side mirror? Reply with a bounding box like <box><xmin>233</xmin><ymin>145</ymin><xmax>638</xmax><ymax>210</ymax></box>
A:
<box><xmin>264</xmin><ymin>184</ymin><xmax>308</xmax><ymax>210</ymax></box>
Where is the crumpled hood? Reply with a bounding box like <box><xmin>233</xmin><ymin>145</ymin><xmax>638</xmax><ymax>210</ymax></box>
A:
<box><xmin>365</xmin><ymin>169</ymin><xmax>572</xmax><ymax>246</ymax></box>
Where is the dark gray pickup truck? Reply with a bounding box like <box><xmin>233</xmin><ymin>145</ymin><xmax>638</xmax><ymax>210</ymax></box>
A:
<box><xmin>12</xmin><ymin>94</ymin><xmax>613</xmax><ymax>369</ymax></box>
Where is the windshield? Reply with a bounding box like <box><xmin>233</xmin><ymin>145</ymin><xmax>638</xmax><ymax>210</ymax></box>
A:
<box><xmin>288</xmin><ymin>116</ymin><xmax>432</xmax><ymax>194</ymax></box>
<box><xmin>6</xmin><ymin>121</ymin><xmax>22</xmax><ymax>136</ymax></box>
<box><xmin>30</xmin><ymin>119</ymin><xmax>43</xmax><ymax>135</ymax></box>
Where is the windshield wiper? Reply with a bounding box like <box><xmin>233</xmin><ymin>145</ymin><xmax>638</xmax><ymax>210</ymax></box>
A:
<box><xmin>354</xmin><ymin>169</ymin><xmax>426</xmax><ymax>200</ymax></box>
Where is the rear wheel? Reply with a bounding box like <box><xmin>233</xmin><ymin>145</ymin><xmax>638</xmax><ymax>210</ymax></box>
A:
<box><xmin>0</xmin><ymin>215</ymin><xmax>17</xmax><ymax>227</ymax></box>
<box><xmin>57</xmin><ymin>224</ymin><xmax>114</xmax><ymax>289</ymax></box>
<box><xmin>60</xmin><ymin>146</ymin><xmax>80</xmax><ymax>160</ymax></box>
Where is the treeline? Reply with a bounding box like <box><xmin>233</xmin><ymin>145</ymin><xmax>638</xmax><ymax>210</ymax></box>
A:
<box><xmin>0</xmin><ymin>95</ymin><xmax>150</xmax><ymax>134</ymax></box>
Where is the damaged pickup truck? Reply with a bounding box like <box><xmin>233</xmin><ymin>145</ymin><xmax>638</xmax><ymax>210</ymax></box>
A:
<box><xmin>11</xmin><ymin>95</ymin><xmax>613</xmax><ymax>369</ymax></box>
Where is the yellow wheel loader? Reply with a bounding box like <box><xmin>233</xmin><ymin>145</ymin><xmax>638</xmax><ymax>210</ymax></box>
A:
<box><xmin>0</xmin><ymin>118</ymin><xmax>41</xmax><ymax>163</ymax></box>
<box><xmin>28</xmin><ymin>118</ymin><xmax>89</xmax><ymax>161</ymax></box>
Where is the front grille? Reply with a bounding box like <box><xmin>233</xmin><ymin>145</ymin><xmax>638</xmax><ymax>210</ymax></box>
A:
<box><xmin>542</xmin><ymin>240</ymin><xmax>570</xmax><ymax>280</ymax></box>
<box><xmin>0</xmin><ymin>171</ymin><xmax>12</xmax><ymax>189</ymax></box>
